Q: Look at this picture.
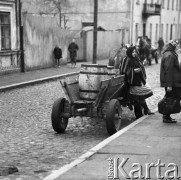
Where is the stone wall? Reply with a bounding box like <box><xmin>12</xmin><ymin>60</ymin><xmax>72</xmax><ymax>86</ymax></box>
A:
<box><xmin>23</xmin><ymin>14</ymin><xmax>77</xmax><ymax>70</ymax></box>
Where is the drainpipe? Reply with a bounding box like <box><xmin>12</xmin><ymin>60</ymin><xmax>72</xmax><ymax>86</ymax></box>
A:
<box><xmin>18</xmin><ymin>0</ymin><xmax>25</xmax><ymax>72</ymax></box>
<box><xmin>93</xmin><ymin>0</ymin><xmax>98</xmax><ymax>64</ymax></box>
<box><xmin>130</xmin><ymin>0</ymin><xmax>134</xmax><ymax>44</ymax></box>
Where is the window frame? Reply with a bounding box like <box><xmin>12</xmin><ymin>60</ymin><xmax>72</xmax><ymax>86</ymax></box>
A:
<box><xmin>172</xmin><ymin>0</ymin><xmax>174</xmax><ymax>10</ymax></box>
<box><xmin>0</xmin><ymin>11</ymin><xmax>11</xmax><ymax>50</ymax></box>
<box><xmin>136</xmin><ymin>0</ymin><xmax>140</xmax><ymax>5</ymax></box>
<box><xmin>162</xmin><ymin>0</ymin><xmax>165</xmax><ymax>8</ymax></box>
<box><xmin>150</xmin><ymin>23</ymin><xmax>152</xmax><ymax>42</ymax></box>
<box><xmin>166</xmin><ymin>24</ymin><xmax>169</xmax><ymax>42</ymax></box>
<box><xmin>155</xmin><ymin>24</ymin><xmax>158</xmax><ymax>43</ymax></box>
<box><xmin>167</xmin><ymin>0</ymin><xmax>170</xmax><ymax>9</ymax></box>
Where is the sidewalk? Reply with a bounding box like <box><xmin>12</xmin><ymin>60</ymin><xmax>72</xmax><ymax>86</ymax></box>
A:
<box><xmin>0</xmin><ymin>59</ymin><xmax>108</xmax><ymax>92</ymax></box>
<box><xmin>43</xmin><ymin>112</ymin><xmax>181</xmax><ymax>180</ymax></box>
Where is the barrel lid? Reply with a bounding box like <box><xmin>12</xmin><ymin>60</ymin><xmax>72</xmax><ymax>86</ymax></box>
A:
<box><xmin>81</xmin><ymin>64</ymin><xmax>107</xmax><ymax>68</ymax></box>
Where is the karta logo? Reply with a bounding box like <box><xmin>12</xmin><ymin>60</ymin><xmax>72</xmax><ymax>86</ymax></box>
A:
<box><xmin>107</xmin><ymin>158</ymin><xmax>180</xmax><ymax>179</ymax></box>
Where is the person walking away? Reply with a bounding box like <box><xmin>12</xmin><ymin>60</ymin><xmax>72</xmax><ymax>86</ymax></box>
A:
<box><xmin>160</xmin><ymin>40</ymin><xmax>181</xmax><ymax>123</ymax></box>
<box><xmin>137</xmin><ymin>37</ymin><xmax>145</xmax><ymax>62</ymax></box>
<box><xmin>158</xmin><ymin>37</ymin><xmax>164</xmax><ymax>56</ymax></box>
<box><xmin>53</xmin><ymin>46</ymin><xmax>62</xmax><ymax>67</ymax></box>
<box><xmin>119</xmin><ymin>46</ymin><xmax>154</xmax><ymax>115</ymax></box>
<box><xmin>145</xmin><ymin>38</ymin><xmax>152</xmax><ymax>65</ymax></box>
<box><xmin>68</xmin><ymin>39</ymin><xmax>79</xmax><ymax>68</ymax></box>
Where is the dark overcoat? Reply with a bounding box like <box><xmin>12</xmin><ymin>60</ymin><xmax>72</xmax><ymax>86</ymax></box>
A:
<box><xmin>160</xmin><ymin>45</ymin><xmax>181</xmax><ymax>88</ymax></box>
<box><xmin>53</xmin><ymin>47</ymin><xmax>62</xmax><ymax>59</ymax></box>
<box><xmin>68</xmin><ymin>42</ymin><xmax>79</xmax><ymax>59</ymax></box>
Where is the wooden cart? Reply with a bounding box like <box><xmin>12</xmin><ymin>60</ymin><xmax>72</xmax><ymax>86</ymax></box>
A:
<box><xmin>51</xmin><ymin>70</ymin><xmax>143</xmax><ymax>135</ymax></box>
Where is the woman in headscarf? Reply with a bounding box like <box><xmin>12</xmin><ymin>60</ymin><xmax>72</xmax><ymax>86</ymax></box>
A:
<box><xmin>119</xmin><ymin>46</ymin><xmax>154</xmax><ymax>115</ymax></box>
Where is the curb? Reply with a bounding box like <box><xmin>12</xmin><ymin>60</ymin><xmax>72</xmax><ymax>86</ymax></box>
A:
<box><xmin>0</xmin><ymin>72</ymin><xmax>79</xmax><ymax>93</ymax></box>
<box><xmin>43</xmin><ymin>108</ymin><xmax>158</xmax><ymax>180</ymax></box>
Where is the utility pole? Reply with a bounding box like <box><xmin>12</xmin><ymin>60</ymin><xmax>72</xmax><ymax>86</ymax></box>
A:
<box><xmin>93</xmin><ymin>0</ymin><xmax>98</xmax><ymax>64</ymax></box>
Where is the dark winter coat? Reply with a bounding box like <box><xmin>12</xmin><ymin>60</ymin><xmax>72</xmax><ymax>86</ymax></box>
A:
<box><xmin>119</xmin><ymin>46</ymin><xmax>146</xmax><ymax>86</ymax></box>
<box><xmin>68</xmin><ymin>42</ymin><xmax>79</xmax><ymax>59</ymax></box>
<box><xmin>53</xmin><ymin>47</ymin><xmax>62</xmax><ymax>59</ymax></box>
<box><xmin>160</xmin><ymin>44</ymin><xmax>181</xmax><ymax>87</ymax></box>
<box><xmin>158</xmin><ymin>38</ymin><xmax>164</xmax><ymax>49</ymax></box>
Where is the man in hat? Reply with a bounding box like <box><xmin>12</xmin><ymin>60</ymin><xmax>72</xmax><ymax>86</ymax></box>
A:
<box><xmin>160</xmin><ymin>40</ymin><xmax>181</xmax><ymax>123</ymax></box>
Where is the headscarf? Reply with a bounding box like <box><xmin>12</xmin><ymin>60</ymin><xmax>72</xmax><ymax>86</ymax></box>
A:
<box><xmin>163</xmin><ymin>42</ymin><xmax>178</xmax><ymax>58</ymax></box>
<box><xmin>126</xmin><ymin>46</ymin><xmax>135</xmax><ymax>59</ymax></box>
<box><xmin>170</xmin><ymin>40</ymin><xmax>179</xmax><ymax>48</ymax></box>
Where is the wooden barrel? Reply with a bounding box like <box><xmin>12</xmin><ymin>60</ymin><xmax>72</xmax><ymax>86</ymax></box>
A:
<box><xmin>79</xmin><ymin>64</ymin><xmax>108</xmax><ymax>100</ymax></box>
<box><xmin>107</xmin><ymin>66</ymin><xmax>120</xmax><ymax>79</ymax></box>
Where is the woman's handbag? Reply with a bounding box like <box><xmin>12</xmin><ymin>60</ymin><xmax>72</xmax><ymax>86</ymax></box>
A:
<box><xmin>158</xmin><ymin>97</ymin><xmax>181</xmax><ymax>115</ymax></box>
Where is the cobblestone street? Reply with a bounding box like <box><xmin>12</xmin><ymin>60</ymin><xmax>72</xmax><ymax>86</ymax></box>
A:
<box><xmin>0</xmin><ymin>61</ymin><xmax>164</xmax><ymax>180</ymax></box>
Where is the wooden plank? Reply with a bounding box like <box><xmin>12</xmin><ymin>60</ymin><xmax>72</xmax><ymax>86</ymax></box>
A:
<box><xmin>60</xmin><ymin>74</ymin><xmax>79</xmax><ymax>86</ymax></box>
<box><xmin>95</xmin><ymin>75</ymin><xmax>126</xmax><ymax>105</ymax></box>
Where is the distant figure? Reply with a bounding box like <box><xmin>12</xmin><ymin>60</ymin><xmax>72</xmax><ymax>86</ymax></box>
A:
<box><xmin>158</xmin><ymin>37</ymin><xmax>165</xmax><ymax>56</ymax></box>
<box><xmin>137</xmin><ymin>36</ymin><xmax>152</xmax><ymax>65</ymax></box>
<box><xmin>53</xmin><ymin>46</ymin><xmax>62</xmax><ymax>67</ymax></box>
<box><xmin>68</xmin><ymin>39</ymin><xmax>79</xmax><ymax>68</ymax></box>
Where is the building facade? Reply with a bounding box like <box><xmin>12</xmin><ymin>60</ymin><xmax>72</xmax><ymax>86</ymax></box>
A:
<box><xmin>132</xmin><ymin>0</ymin><xmax>181</xmax><ymax>46</ymax></box>
<box><xmin>0</xmin><ymin>0</ymin><xmax>21</xmax><ymax>74</ymax></box>
<box><xmin>3</xmin><ymin>0</ymin><xmax>179</xmax><ymax>72</ymax></box>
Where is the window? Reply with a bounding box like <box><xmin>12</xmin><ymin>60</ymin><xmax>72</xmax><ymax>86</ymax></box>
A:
<box><xmin>167</xmin><ymin>0</ymin><xmax>170</xmax><ymax>9</ymax></box>
<box><xmin>172</xmin><ymin>0</ymin><xmax>174</xmax><ymax>10</ymax></box>
<box><xmin>143</xmin><ymin>24</ymin><xmax>146</xmax><ymax>36</ymax></box>
<box><xmin>150</xmin><ymin>24</ymin><xmax>152</xmax><ymax>41</ymax></box>
<box><xmin>162</xmin><ymin>0</ymin><xmax>165</xmax><ymax>8</ymax></box>
<box><xmin>166</xmin><ymin>24</ymin><xmax>169</xmax><ymax>42</ymax></box>
<box><xmin>170</xmin><ymin>24</ymin><xmax>173</xmax><ymax>40</ymax></box>
<box><xmin>161</xmin><ymin>24</ymin><xmax>164</xmax><ymax>38</ymax></box>
<box><xmin>135</xmin><ymin>23</ymin><xmax>139</xmax><ymax>43</ymax></box>
<box><xmin>155</xmin><ymin>24</ymin><xmax>158</xmax><ymax>42</ymax></box>
<box><xmin>136</xmin><ymin>0</ymin><xmax>140</xmax><ymax>4</ymax></box>
<box><xmin>0</xmin><ymin>12</ymin><xmax>11</xmax><ymax>50</ymax></box>
<box><xmin>176</xmin><ymin>0</ymin><xmax>178</xmax><ymax>10</ymax></box>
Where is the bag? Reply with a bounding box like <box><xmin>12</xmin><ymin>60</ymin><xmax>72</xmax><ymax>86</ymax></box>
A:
<box><xmin>158</xmin><ymin>97</ymin><xmax>181</xmax><ymax>115</ymax></box>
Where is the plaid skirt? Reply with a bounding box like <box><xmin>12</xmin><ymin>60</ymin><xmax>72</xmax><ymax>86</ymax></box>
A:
<box><xmin>128</xmin><ymin>84</ymin><xmax>153</xmax><ymax>101</ymax></box>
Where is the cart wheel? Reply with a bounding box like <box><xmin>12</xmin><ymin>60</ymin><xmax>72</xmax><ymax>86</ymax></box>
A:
<box><xmin>51</xmin><ymin>98</ymin><xmax>69</xmax><ymax>133</ymax></box>
<box><xmin>134</xmin><ymin>104</ymin><xmax>143</xmax><ymax>119</ymax></box>
<box><xmin>106</xmin><ymin>99</ymin><xmax>122</xmax><ymax>135</ymax></box>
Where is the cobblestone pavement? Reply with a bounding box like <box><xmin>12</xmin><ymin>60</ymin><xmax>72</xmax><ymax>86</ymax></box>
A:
<box><xmin>0</xmin><ymin>60</ymin><xmax>164</xmax><ymax>180</ymax></box>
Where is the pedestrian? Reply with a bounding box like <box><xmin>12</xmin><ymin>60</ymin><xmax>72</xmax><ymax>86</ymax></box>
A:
<box><xmin>68</xmin><ymin>39</ymin><xmax>79</xmax><ymax>68</ymax></box>
<box><xmin>53</xmin><ymin>46</ymin><xmax>62</xmax><ymax>67</ymax></box>
<box><xmin>158</xmin><ymin>37</ymin><xmax>165</xmax><ymax>56</ymax></box>
<box><xmin>119</xmin><ymin>46</ymin><xmax>154</xmax><ymax>115</ymax></box>
<box><xmin>160</xmin><ymin>39</ymin><xmax>180</xmax><ymax>123</ymax></box>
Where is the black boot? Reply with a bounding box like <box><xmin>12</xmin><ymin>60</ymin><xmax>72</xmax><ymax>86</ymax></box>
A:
<box><xmin>142</xmin><ymin>102</ymin><xmax>154</xmax><ymax>115</ymax></box>
<box><xmin>163</xmin><ymin>115</ymin><xmax>177</xmax><ymax>123</ymax></box>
